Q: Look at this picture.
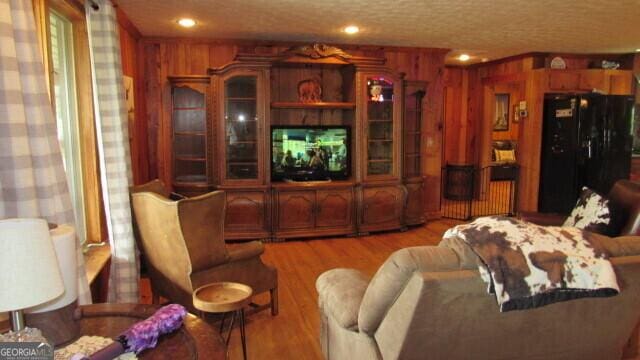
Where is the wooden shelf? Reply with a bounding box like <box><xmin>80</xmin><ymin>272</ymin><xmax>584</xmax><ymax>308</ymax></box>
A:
<box><xmin>226</xmin><ymin>119</ymin><xmax>258</xmax><ymax>123</ymax></box>
<box><xmin>369</xmin><ymin>139</ymin><xmax>392</xmax><ymax>142</ymax></box>
<box><xmin>227</xmin><ymin>140</ymin><xmax>257</xmax><ymax>144</ymax></box>
<box><xmin>175</xmin><ymin>156</ymin><xmax>206</xmax><ymax>162</ymax></box>
<box><xmin>175</xmin><ymin>131</ymin><xmax>205</xmax><ymax>136</ymax></box>
<box><xmin>368</xmin><ymin>159</ymin><xmax>393</xmax><ymax>163</ymax></box>
<box><xmin>173</xmin><ymin>107</ymin><xmax>206</xmax><ymax>111</ymax></box>
<box><xmin>369</xmin><ymin>119</ymin><xmax>392</xmax><ymax>123</ymax></box>
<box><xmin>271</xmin><ymin>101</ymin><xmax>356</xmax><ymax>109</ymax></box>
<box><xmin>227</xmin><ymin>97</ymin><xmax>257</xmax><ymax>101</ymax></box>
<box><xmin>227</xmin><ymin>161</ymin><xmax>258</xmax><ymax>165</ymax></box>
<box><xmin>174</xmin><ymin>175</ymin><xmax>207</xmax><ymax>183</ymax></box>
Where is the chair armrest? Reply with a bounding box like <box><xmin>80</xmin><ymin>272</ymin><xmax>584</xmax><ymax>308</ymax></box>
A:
<box><xmin>519</xmin><ymin>211</ymin><xmax>566</xmax><ymax>226</ymax></box>
<box><xmin>316</xmin><ymin>268</ymin><xmax>369</xmax><ymax>330</ymax></box>
<box><xmin>227</xmin><ymin>241</ymin><xmax>265</xmax><ymax>262</ymax></box>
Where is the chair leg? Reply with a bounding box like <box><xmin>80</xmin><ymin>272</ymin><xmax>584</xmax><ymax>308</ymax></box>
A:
<box><xmin>270</xmin><ymin>287</ymin><xmax>279</xmax><ymax>316</ymax></box>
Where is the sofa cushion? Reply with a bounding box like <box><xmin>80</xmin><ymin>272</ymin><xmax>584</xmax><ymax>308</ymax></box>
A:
<box><xmin>358</xmin><ymin>246</ymin><xmax>465</xmax><ymax>335</ymax></box>
<box><xmin>585</xmin><ymin>233</ymin><xmax>640</xmax><ymax>258</ymax></box>
<box><xmin>316</xmin><ymin>269</ymin><xmax>369</xmax><ymax>329</ymax></box>
<box><xmin>495</xmin><ymin>149</ymin><xmax>516</xmax><ymax>162</ymax></box>
<box><xmin>607</xmin><ymin>180</ymin><xmax>640</xmax><ymax>236</ymax></box>
<box><xmin>563</xmin><ymin>187</ymin><xmax>611</xmax><ymax>235</ymax></box>
<box><xmin>491</xmin><ymin>140</ymin><xmax>517</xmax><ymax>162</ymax></box>
<box><xmin>438</xmin><ymin>236</ymin><xmax>482</xmax><ymax>269</ymax></box>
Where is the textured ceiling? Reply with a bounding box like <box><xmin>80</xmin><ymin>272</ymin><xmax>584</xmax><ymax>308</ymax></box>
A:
<box><xmin>116</xmin><ymin>0</ymin><xmax>640</xmax><ymax>64</ymax></box>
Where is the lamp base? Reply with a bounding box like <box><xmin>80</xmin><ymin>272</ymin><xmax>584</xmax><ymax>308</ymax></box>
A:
<box><xmin>9</xmin><ymin>310</ymin><xmax>25</xmax><ymax>332</ymax></box>
<box><xmin>25</xmin><ymin>300</ymin><xmax>80</xmax><ymax>346</ymax></box>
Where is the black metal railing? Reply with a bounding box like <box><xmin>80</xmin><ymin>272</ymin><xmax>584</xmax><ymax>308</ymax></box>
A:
<box><xmin>441</xmin><ymin>164</ymin><xmax>519</xmax><ymax>220</ymax></box>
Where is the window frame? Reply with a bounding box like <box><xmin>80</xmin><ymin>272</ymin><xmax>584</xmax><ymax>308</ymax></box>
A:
<box><xmin>36</xmin><ymin>0</ymin><xmax>106</xmax><ymax>245</ymax></box>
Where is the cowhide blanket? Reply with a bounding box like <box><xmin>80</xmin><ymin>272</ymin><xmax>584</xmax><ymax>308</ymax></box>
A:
<box><xmin>443</xmin><ymin>216</ymin><xmax>619</xmax><ymax>311</ymax></box>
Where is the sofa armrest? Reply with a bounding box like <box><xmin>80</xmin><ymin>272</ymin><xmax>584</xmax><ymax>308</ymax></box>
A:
<box><xmin>227</xmin><ymin>241</ymin><xmax>264</xmax><ymax>262</ymax></box>
<box><xmin>316</xmin><ymin>269</ymin><xmax>369</xmax><ymax>330</ymax></box>
<box><xmin>519</xmin><ymin>211</ymin><xmax>566</xmax><ymax>226</ymax></box>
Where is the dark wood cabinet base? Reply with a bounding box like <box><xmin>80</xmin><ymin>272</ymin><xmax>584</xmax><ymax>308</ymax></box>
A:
<box><xmin>177</xmin><ymin>179</ymin><xmax>426</xmax><ymax>242</ymax></box>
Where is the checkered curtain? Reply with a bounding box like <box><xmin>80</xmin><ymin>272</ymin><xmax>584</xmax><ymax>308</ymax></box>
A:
<box><xmin>86</xmin><ymin>0</ymin><xmax>139</xmax><ymax>303</ymax></box>
<box><xmin>0</xmin><ymin>0</ymin><xmax>91</xmax><ymax>304</ymax></box>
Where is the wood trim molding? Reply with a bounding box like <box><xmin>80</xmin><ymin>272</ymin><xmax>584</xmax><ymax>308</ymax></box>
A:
<box><xmin>49</xmin><ymin>0</ymin><xmax>84</xmax><ymax>20</ymax></box>
<box><xmin>139</xmin><ymin>36</ymin><xmax>449</xmax><ymax>55</ymax></box>
<box><xmin>114</xmin><ymin>4</ymin><xmax>142</xmax><ymax>39</ymax></box>
<box><xmin>72</xmin><ymin>18</ymin><xmax>103</xmax><ymax>244</ymax></box>
<box><xmin>33</xmin><ymin>0</ymin><xmax>104</xmax><ymax>243</ymax></box>
<box><xmin>32</xmin><ymin>0</ymin><xmax>54</xmax><ymax>103</ymax></box>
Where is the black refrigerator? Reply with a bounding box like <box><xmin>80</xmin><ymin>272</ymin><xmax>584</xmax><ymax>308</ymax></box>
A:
<box><xmin>538</xmin><ymin>94</ymin><xmax>634</xmax><ymax>213</ymax></box>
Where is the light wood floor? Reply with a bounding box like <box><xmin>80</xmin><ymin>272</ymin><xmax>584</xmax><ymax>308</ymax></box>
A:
<box><xmin>140</xmin><ymin>219</ymin><xmax>461</xmax><ymax>359</ymax></box>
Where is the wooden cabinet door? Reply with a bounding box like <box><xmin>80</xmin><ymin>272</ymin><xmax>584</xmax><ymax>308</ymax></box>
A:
<box><xmin>609</xmin><ymin>73</ymin><xmax>633</xmax><ymax>95</ymax></box>
<box><xmin>360</xmin><ymin>72</ymin><xmax>402</xmax><ymax>182</ymax></box>
<box><xmin>404</xmin><ymin>181</ymin><xmax>425</xmax><ymax>225</ymax></box>
<box><xmin>578</xmin><ymin>71</ymin><xmax>605</xmax><ymax>91</ymax></box>
<box><xmin>168</xmin><ymin>76</ymin><xmax>211</xmax><ymax>193</ymax></box>
<box><xmin>224</xmin><ymin>191</ymin><xmax>266</xmax><ymax>232</ymax></box>
<box><xmin>276</xmin><ymin>191</ymin><xmax>315</xmax><ymax>230</ymax></box>
<box><xmin>316</xmin><ymin>189</ymin><xmax>353</xmax><ymax>228</ymax></box>
<box><xmin>217</xmin><ymin>69</ymin><xmax>267</xmax><ymax>186</ymax></box>
<box><xmin>361</xmin><ymin>185</ymin><xmax>403</xmax><ymax>226</ymax></box>
<box><xmin>548</xmin><ymin>71</ymin><xmax>579</xmax><ymax>90</ymax></box>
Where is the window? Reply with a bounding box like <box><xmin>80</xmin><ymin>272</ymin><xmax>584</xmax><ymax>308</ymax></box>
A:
<box><xmin>50</xmin><ymin>10</ymin><xmax>86</xmax><ymax>244</ymax></box>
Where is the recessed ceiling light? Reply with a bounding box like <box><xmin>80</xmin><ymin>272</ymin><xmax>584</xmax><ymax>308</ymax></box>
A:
<box><xmin>458</xmin><ymin>54</ymin><xmax>470</xmax><ymax>61</ymax></box>
<box><xmin>343</xmin><ymin>25</ymin><xmax>359</xmax><ymax>34</ymax></box>
<box><xmin>177</xmin><ymin>18</ymin><xmax>196</xmax><ymax>28</ymax></box>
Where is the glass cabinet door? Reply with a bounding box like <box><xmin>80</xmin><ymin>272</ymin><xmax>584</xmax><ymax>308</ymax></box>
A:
<box><xmin>403</xmin><ymin>83</ymin><xmax>426</xmax><ymax>178</ymax></box>
<box><xmin>366</xmin><ymin>76</ymin><xmax>395</xmax><ymax>176</ymax></box>
<box><xmin>225</xmin><ymin>76</ymin><xmax>259</xmax><ymax>180</ymax></box>
<box><xmin>172</xmin><ymin>85</ymin><xmax>207</xmax><ymax>183</ymax></box>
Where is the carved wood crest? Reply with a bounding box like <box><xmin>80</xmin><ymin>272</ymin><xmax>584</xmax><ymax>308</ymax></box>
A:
<box><xmin>285</xmin><ymin>43</ymin><xmax>352</xmax><ymax>60</ymax></box>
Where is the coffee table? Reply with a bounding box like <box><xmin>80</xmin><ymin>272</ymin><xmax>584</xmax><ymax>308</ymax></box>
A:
<box><xmin>193</xmin><ymin>282</ymin><xmax>252</xmax><ymax>360</ymax></box>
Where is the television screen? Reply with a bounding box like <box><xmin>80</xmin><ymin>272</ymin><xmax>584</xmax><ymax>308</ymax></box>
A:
<box><xmin>271</xmin><ymin>126</ymin><xmax>350</xmax><ymax>181</ymax></box>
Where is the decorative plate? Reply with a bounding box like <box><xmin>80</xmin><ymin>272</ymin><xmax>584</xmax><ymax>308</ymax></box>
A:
<box><xmin>550</xmin><ymin>57</ymin><xmax>566</xmax><ymax>69</ymax></box>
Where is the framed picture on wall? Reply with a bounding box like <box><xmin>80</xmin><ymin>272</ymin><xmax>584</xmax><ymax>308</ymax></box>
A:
<box><xmin>493</xmin><ymin>94</ymin><xmax>509</xmax><ymax>131</ymax></box>
<box><xmin>512</xmin><ymin>104</ymin><xmax>520</xmax><ymax>123</ymax></box>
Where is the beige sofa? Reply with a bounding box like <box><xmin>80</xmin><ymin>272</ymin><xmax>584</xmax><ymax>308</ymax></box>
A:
<box><xmin>316</xmin><ymin>235</ymin><xmax>640</xmax><ymax>360</ymax></box>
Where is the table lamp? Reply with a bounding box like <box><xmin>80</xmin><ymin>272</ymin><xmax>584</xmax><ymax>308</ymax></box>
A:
<box><xmin>0</xmin><ymin>218</ymin><xmax>64</xmax><ymax>335</ymax></box>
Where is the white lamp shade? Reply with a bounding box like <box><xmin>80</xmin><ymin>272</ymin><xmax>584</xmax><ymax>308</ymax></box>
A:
<box><xmin>0</xmin><ymin>218</ymin><xmax>64</xmax><ymax>312</ymax></box>
<box><xmin>28</xmin><ymin>224</ymin><xmax>78</xmax><ymax>313</ymax></box>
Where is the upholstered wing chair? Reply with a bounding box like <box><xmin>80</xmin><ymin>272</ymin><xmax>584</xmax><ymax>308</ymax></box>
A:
<box><xmin>131</xmin><ymin>186</ymin><xmax>278</xmax><ymax>315</ymax></box>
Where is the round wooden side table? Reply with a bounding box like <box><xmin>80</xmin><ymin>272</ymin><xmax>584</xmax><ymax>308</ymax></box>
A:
<box><xmin>193</xmin><ymin>282</ymin><xmax>252</xmax><ymax>360</ymax></box>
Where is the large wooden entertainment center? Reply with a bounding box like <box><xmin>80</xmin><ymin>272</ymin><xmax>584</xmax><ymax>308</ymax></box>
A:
<box><xmin>166</xmin><ymin>44</ymin><xmax>427</xmax><ymax>241</ymax></box>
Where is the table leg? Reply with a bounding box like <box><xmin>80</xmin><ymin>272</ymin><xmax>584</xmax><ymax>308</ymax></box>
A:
<box><xmin>239</xmin><ymin>308</ymin><xmax>247</xmax><ymax>360</ymax></box>
<box><xmin>225</xmin><ymin>311</ymin><xmax>236</xmax><ymax>348</ymax></box>
<box><xmin>219</xmin><ymin>312</ymin><xmax>226</xmax><ymax>334</ymax></box>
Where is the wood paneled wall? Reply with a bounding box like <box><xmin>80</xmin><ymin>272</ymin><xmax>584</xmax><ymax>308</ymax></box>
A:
<box><xmin>443</xmin><ymin>53</ymin><xmax>636</xmax><ymax>212</ymax></box>
<box><xmin>134</xmin><ymin>39</ymin><xmax>448</xmax><ymax>215</ymax></box>
<box><xmin>117</xmin><ymin>8</ymin><xmax>148</xmax><ymax>185</ymax></box>
<box><xmin>443</xmin><ymin>67</ymin><xmax>467</xmax><ymax>165</ymax></box>
<box><xmin>632</xmin><ymin>54</ymin><xmax>640</xmax><ymax>181</ymax></box>
<box><xmin>490</xmin><ymin>83</ymin><xmax>521</xmax><ymax>142</ymax></box>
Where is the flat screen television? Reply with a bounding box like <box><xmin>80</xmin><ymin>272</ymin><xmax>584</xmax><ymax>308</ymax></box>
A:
<box><xmin>271</xmin><ymin>126</ymin><xmax>350</xmax><ymax>181</ymax></box>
